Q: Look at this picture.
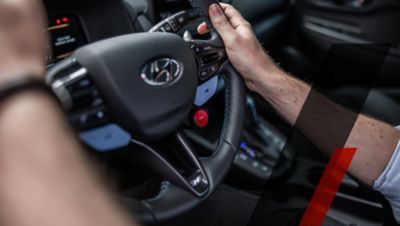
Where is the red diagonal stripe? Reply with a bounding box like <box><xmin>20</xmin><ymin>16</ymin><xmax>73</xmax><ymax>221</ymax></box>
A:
<box><xmin>300</xmin><ymin>148</ymin><xmax>357</xmax><ymax>226</ymax></box>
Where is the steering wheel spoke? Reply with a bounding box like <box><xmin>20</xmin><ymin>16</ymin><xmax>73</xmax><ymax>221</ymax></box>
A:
<box><xmin>129</xmin><ymin>129</ymin><xmax>210</xmax><ymax>197</ymax></box>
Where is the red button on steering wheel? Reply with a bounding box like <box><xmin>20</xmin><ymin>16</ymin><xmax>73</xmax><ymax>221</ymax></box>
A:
<box><xmin>193</xmin><ymin>109</ymin><xmax>209</xmax><ymax>128</ymax></box>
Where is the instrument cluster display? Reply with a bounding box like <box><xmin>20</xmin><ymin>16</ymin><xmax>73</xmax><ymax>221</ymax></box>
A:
<box><xmin>47</xmin><ymin>14</ymin><xmax>86</xmax><ymax>64</ymax></box>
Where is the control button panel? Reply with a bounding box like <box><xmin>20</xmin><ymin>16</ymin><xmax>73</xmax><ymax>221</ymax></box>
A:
<box><xmin>150</xmin><ymin>10</ymin><xmax>198</xmax><ymax>33</ymax></box>
<box><xmin>234</xmin><ymin>141</ymin><xmax>273</xmax><ymax>179</ymax></box>
<box><xmin>69</xmin><ymin>106</ymin><xmax>109</xmax><ymax>130</ymax></box>
<box><xmin>187</xmin><ymin>40</ymin><xmax>226</xmax><ymax>82</ymax></box>
<box><xmin>149</xmin><ymin>10</ymin><xmax>227</xmax><ymax>83</ymax></box>
<box><xmin>51</xmin><ymin>67</ymin><xmax>110</xmax><ymax>130</ymax></box>
<box><xmin>194</xmin><ymin>75</ymin><xmax>218</xmax><ymax>106</ymax></box>
<box><xmin>49</xmin><ymin>64</ymin><xmax>133</xmax><ymax>153</ymax></box>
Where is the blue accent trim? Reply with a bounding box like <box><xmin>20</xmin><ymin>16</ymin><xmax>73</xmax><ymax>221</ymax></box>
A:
<box><xmin>79</xmin><ymin>124</ymin><xmax>131</xmax><ymax>152</ymax></box>
<box><xmin>195</xmin><ymin>76</ymin><xmax>219</xmax><ymax>106</ymax></box>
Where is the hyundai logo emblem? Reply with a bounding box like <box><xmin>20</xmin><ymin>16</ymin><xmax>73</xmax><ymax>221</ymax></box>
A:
<box><xmin>141</xmin><ymin>58</ymin><xmax>182</xmax><ymax>86</ymax></box>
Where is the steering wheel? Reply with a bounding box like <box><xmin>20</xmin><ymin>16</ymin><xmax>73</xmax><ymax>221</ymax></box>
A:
<box><xmin>46</xmin><ymin>0</ymin><xmax>245</xmax><ymax>223</ymax></box>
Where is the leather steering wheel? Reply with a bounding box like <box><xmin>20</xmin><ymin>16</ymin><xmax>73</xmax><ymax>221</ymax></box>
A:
<box><xmin>46</xmin><ymin>2</ymin><xmax>245</xmax><ymax>223</ymax></box>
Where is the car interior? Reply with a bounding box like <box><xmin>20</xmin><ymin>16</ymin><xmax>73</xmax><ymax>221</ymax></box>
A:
<box><xmin>43</xmin><ymin>0</ymin><xmax>400</xmax><ymax>225</ymax></box>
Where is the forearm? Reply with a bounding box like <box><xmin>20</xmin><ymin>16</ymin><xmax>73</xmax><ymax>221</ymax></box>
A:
<box><xmin>251</xmin><ymin>61</ymin><xmax>311</xmax><ymax>126</ymax></box>
<box><xmin>0</xmin><ymin>91</ymin><xmax>137</xmax><ymax>226</ymax></box>
<box><xmin>252</xmin><ymin>61</ymin><xmax>400</xmax><ymax>185</ymax></box>
<box><xmin>345</xmin><ymin>115</ymin><xmax>400</xmax><ymax>185</ymax></box>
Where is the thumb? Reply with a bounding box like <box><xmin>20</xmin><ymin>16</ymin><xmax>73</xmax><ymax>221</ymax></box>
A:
<box><xmin>209</xmin><ymin>4</ymin><xmax>236</xmax><ymax>45</ymax></box>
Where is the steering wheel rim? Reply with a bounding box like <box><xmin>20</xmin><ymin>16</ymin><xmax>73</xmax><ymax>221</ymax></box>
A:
<box><xmin>46</xmin><ymin>19</ymin><xmax>245</xmax><ymax>223</ymax></box>
<box><xmin>121</xmin><ymin>61</ymin><xmax>245</xmax><ymax>222</ymax></box>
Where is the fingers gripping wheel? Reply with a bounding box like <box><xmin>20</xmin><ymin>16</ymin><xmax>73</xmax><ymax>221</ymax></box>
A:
<box><xmin>150</xmin><ymin>1</ymin><xmax>227</xmax><ymax>82</ymax></box>
<box><xmin>149</xmin><ymin>0</ymin><xmax>220</xmax><ymax>36</ymax></box>
<box><xmin>187</xmin><ymin>0</ymin><xmax>220</xmax><ymax>33</ymax></box>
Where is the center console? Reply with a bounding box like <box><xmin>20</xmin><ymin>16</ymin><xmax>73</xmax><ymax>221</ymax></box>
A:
<box><xmin>231</xmin><ymin>96</ymin><xmax>295</xmax><ymax>185</ymax></box>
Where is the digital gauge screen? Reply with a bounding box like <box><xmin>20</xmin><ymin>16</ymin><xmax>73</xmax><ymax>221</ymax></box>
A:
<box><xmin>47</xmin><ymin>15</ymin><xmax>86</xmax><ymax>63</ymax></box>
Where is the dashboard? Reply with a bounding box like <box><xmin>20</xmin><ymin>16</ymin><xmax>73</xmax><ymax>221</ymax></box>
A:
<box><xmin>43</xmin><ymin>0</ymin><xmax>233</xmax><ymax>63</ymax></box>
<box><xmin>43</xmin><ymin>0</ymin><xmax>136</xmax><ymax>66</ymax></box>
<box><xmin>44</xmin><ymin>0</ymin><xmax>196</xmax><ymax>66</ymax></box>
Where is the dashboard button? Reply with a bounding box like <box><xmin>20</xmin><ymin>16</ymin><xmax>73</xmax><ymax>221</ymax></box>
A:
<box><xmin>162</xmin><ymin>23</ymin><xmax>172</xmax><ymax>32</ymax></box>
<box><xmin>168</xmin><ymin>18</ymin><xmax>180</xmax><ymax>31</ymax></box>
<box><xmin>195</xmin><ymin>76</ymin><xmax>218</xmax><ymax>106</ymax></box>
<box><xmin>193</xmin><ymin>109</ymin><xmax>209</xmax><ymax>128</ymax></box>
<box><xmin>79</xmin><ymin>124</ymin><xmax>131</xmax><ymax>152</ymax></box>
<box><xmin>252</xmin><ymin>161</ymin><xmax>259</xmax><ymax>168</ymax></box>
<box><xmin>209</xmin><ymin>64</ymin><xmax>219</xmax><ymax>74</ymax></box>
<box><xmin>178</xmin><ymin>16</ymin><xmax>185</xmax><ymax>23</ymax></box>
<box><xmin>199</xmin><ymin>69</ymin><xmax>209</xmax><ymax>80</ymax></box>
<box><xmin>238</xmin><ymin>153</ymin><xmax>248</xmax><ymax>161</ymax></box>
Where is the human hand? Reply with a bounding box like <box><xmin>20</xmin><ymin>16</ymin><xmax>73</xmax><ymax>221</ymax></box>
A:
<box><xmin>198</xmin><ymin>3</ymin><xmax>276</xmax><ymax>91</ymax></box>
<box><xmin>0</xmin><ymin>0</ymin><xmax>48</xmax><ymax>82</ymax></box>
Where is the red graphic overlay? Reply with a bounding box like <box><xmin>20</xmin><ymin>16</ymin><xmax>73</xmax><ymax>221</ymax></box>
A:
<box><xmin>299</xmin><ymin>148</ymin><xmax>357</xmax><ymax>226</ymax></box>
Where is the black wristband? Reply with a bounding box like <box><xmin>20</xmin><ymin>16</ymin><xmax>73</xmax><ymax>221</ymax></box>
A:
<box><xmin>0</xmin><ymin>77</ymin><xmax>55</xmax><ymax>103</ymax></box>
